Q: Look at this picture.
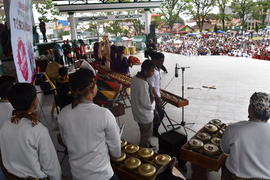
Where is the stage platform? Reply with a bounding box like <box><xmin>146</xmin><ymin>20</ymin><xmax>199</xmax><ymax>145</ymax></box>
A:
<box><xmin>37</xmin><ymin>52</ymin><xmax>270</xmax><ymax>179</ymax></box>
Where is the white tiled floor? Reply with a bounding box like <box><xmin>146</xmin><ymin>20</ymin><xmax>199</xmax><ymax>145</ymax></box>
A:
<box><xmin>38</xmin><ymin>53</ymin><xmax>270</xmax><ymax>180</ymax></box>
<box><xmin>123</xmin><ymin>53</ymin><xmax>270</xmax><ymax>179</ymax></box>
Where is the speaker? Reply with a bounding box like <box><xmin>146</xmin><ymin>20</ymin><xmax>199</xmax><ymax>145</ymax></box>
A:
<box><xmin>158</xmin><ymin>130</ymin><xmax>187</xmax><ymax>168</ymax></box>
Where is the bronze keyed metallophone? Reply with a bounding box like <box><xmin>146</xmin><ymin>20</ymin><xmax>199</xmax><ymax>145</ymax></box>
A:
<box><xmin>105</xmin><ymin>72</ymin><xmax>189</xmax><ymax>108</ymax></box>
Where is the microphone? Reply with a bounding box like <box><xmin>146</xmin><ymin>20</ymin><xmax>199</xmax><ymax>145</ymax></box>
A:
<box><xmin>180</xmin><ymin>66</ymin><xmax>190</xmax><ymax>69</ymax></box>
<box><xmin>175</xmin><ymin>63</ymin><xmax>179</xmax><ymax>77</ymax></box>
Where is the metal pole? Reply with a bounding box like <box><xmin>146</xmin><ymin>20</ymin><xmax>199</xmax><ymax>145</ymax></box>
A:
<box><xmin>3</xmin><ymin>0</ymin><xmax>10</xmax><ymax>29</ymax></box>
<box><xmin>181</xmin><ymin>68</ymin><xmax>185</xmax><ymax>126</ymax></box>
<box><xmin>144</xmin><ymin>9</ymin><xmax>151</xmax><ymax>35</ymax></box>
<box><xmin>68</xmin><ymin>12</ymin><xmax>77</xmax><ymax>40</ymax></box>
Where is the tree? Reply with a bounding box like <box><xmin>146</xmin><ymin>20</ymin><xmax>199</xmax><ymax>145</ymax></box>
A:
<box><xmin>251</xmin><ymin>0</ymin><xmax>270</xmax><ymax>29</ymax></box>
<box><xmin>34</xmin><ymin>0</ymin><xmax>60</xmax><ymax>23</ymax></box>
<box><xmin>160</xmin><ymin>0</ymin><xmax>191</xmax><ymax>32</ymax></box>
<box><xmin>214</xmin><ymin>24</ymin><xmax>218</xmax><ymax>32</ymax></box>
<box><xmin>125</xmin><ymin>10</ymin><xmax>144</xmax><ymax>35</ymax></box>
<box><xmin>187</xmin><ymin>0</ymin><xmax>216</xmax><ymax>32</ymax></box>
<box><xmin>255</xmin><ymin>21</ymin><xmax>259</xmax><ymax>32</ymax></box>
<box><xmin>86</xmin><ymin>22</ymin><xmax>99</xmax><ymax>36</ymax></box>
<box><xmin>217</xmin><ymin>0</ymin><xmax>230</xmax><ymax>30</ymax></box>
<box><xmin>0</xmin><ymin>14</ymin><xmax>6</xmax><ymax>24</ymax></box>
<box><xmin>230</xmin><ymin>0</ymin><xmax>253</xmax><ymax>30</ymax></box>
<box><xmin>129</xmin><ymin>19</ymin><xmax>144</xmax><ymax>35</ymax></box>
<box><xmin>104</xmin><ymin>20</ymin><xmax>125</xmax><ymax>36</ymax></box>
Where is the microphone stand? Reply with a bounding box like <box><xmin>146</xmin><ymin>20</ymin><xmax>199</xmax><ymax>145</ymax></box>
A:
<box><xmin>168</xmin><ymin>66</ymin><xmax>194</xmax><ymax>136</ymax></box>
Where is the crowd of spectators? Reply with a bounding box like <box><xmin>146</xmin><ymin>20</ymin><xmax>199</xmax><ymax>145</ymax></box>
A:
<box><xmin>157</xmin><ymin>31</ymin><xmax>270</xmax><ymax>60</ymax></box>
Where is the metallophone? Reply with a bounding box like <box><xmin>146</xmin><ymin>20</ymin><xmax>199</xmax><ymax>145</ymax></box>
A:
<box><xmin>99</xmin><ymin>70</ymin><xmax>190</xmax><ymax>131</ymax></box>
<box><xmin>105</xmin><ymin>72</ymin><xmax>189</xmax><ymax>107</ymax></box>
<box><xmin>106</xmin><ymin>72</ymin><xmax>132</xmax><ymax>108</ymax></box>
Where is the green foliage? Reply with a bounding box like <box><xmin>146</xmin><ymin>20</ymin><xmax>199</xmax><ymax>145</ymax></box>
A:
<box><xmin>255</xmin><ymin>22</ymin><xmax>259</xmax><ymax>32</ymax></box>
<box><xmin>122</xmin><ymin>29</ymin><xmax>129</xmax><ymax>37</ymax></box>
<box><xmin>175</xmin><ymin>17</ymin><xmax>185</xmax><ymax>24</ymax></box>
<box><xmin>251</xmin><ymin>0</ymin><xmax>270</xmax><ymax>28</ymax></box>
<box><xmin>103</xmin><ymin>10</ymin><xmax>144</xmax><ymax>36</ymax></box>
<box><xmin>129</xmin><ymin>19</ymin><xmax>144</xmax><ymax>35</ymax></box>
<box><xmin>230</xmin><ymin>0</ymin><xmax>254</xmax><ymax>30</ymax></box>
<box><xmin>214</xmin><ymin>24</ymin><xmax>218</xmax><ymax>32</ymax></box>
<box><xmin>86</xmin><ymin>22</ymin><xmax>99</xmax><ymax>36</ymax></box>
<box><xmin>104</xmin><ymin>20</ymin><xmax>125</xmax><ymax>36</ymax></box>
<box><xmin>160</xmin><ymin>0</ymin><xmax>191</xmax><ymax>32</ymax></box>
<box><xmin>61</xmin><ymin>31</ymin><xmax>70</xmax><ymax>36</ymax></box>
<box><xmin>187</xmin><ymin>0</ymin><xmax>216</xmax><ymax>32</ymax></box>
<box><xmin>0</xmin><ymin>15</ymin><xmax>6</xmax><ymax>23</ymax></box>
<box><xmin>35</xmin><ymin>0</ymin><xmax>60</xmax><ymax>23</ymax></box>
<box><xmin>151</xmin><ymin>14</ymin><xmax>162</xmax><ymax>25</ymax></box>
<box><xmin>216</xmin><ymin>0</ymin><xmax>230</xmax><ymax>30</ymax></box>
<box><xmin>126</xmin><ymin>10</ymin><xmax>144</xmax><ymax>35</ymax></box>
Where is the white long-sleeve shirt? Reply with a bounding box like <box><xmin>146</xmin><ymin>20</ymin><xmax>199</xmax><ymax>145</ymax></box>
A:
<box><xmin>221</xmin><ymin>120</ymin><xmax>270</xmax><ymax>179</ymax></box>
<box><xmin>0</xmin><ymin>118</ymin><xmax>61</xmax><ymax>180</ymax></box>
<box><xmin>0</xmin><ymin>102</ymin><xmax>12</xmax><ymax>129</ymax></box>
<box><xmin>131</xmin><ymin>76</ymin><xmax>155</xmax><ymax>124</ymax></box>
<box><xmin>58</xmin><ymin>102</ymin><xmax>121</xmax><ymax>180</ymax></box>
<box><xmin>147</xmin><ymin>68</ymin><xmax>161</xmax><ymax>97</ymax></box>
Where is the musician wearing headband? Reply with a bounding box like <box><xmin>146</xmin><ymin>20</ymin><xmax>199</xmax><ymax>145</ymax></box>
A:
<box><xmin>58</xmin><ymin>69</ymin><xmax>121</xmax><ymax>180</ymax></box>
<box><xmin>221</xmin><ymin>92</ymin><xmax>270</xmax><ymax>179</ymax></box>
<box><xmin>147</xmin><ymin>52</ymin><xmax>165</xmax><ymax>137</ymax></box>
<box><xmin>0</xmin><ymin>83</ymin><xmax>61</xmax><ymax>180</ymax></box>
<box><xmin>0</xmin><ymin>76</ymin><xmax>15</xmax><ymax>129</ymax></box>
<box><xmin>131</xmin><ymin>60</ymin><xmax>155</xmax><ymax>147</ymax></box>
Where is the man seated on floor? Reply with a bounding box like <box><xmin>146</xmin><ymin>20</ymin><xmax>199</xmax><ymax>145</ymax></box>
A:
<box><xmin>221</xmin><ymin>92</ymin><xmax>270</xmax><ymax>180</ymax></box>
<box><xmin>131</xmin><ymin>60</ymin><xmax>155</xmax><ymax>147</ymax></box>
<box><xmin>0</xmin><ymin>83</ymin><xmax>61</xmax><ymax>180</ymax></box>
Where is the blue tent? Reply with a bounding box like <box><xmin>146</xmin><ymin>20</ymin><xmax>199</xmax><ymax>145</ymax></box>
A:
<box><xmin>216</xmin><ymin>30</ymin><xmax>225</xmax><ymax>33</ymax></box>
<box><xmin>187</xmin><ymin>33</ymin><xmax>196</xmax><ymax>36</ymax></box>
<box><xmin>58</xmin><ymin>20</ymin><xmax>69</xmax><ymax>26</ymax></box>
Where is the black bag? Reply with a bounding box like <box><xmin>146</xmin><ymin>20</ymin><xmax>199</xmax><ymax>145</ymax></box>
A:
<box><xmin>159</xmin><ymin>131</ymin><xmax>187</xmax><ymax>171</ymax></box>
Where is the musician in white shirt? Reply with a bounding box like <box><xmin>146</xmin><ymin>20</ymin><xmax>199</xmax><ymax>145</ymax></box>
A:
<box><xmin>221</xmin><ymin>92</ymin><xmax>270</xmax><ymax>179</ymax></box>
<box><xmin>0</xmin><ymin>76</ymin><xmax>15</xmax><ymax>129</ymax></box>
<box><xmin>0</xmin><ymin>76</ymin><xmax>15</xmax><ymax>180</ymax></box>
<box><xmin>131</xmin><ymin>60</ymin><xmax>155</xmax><ymax>147</ymax></box>
<box><xmin>0</xmin><ymin>83</ymin><xmax>61</xmax><ymax>180</ymax></box>
<box><xmin>147</xmin><ymin>52</ymin><xmax>165</xmax><ymax>137</ymax></box>
<box><xmin>58</xmin><ymin>69</ymin><xmax>121</xmax><ymax>180</ymax></box>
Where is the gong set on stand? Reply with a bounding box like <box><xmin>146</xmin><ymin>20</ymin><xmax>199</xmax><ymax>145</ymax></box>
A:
<box><xmin>110</xmin><ymin>140</ymin><xmax>172</xmax><ymax>180</ymax></box>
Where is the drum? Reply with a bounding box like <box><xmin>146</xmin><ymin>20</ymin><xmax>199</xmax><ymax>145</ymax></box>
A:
<box><xmin>129</xmin><ymin>46</ymin><xmax>136</xmax><ymax>55</ymax></box>
<box><xmin>124</xmin><ymin>47</ymin><xmax>130</xmax><ymax>55</ymax></box>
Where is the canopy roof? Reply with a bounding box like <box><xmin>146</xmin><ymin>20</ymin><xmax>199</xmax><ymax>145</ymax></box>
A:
<box><xmin>52</xmin><ymin>0</ymin><xmax>162</xmax><ymax>12</ymax></box>
<box><xmin>110</xmin><ymin>36</ymin><xmax>122</xmax><ymax>42</ymax></box>
<box><xmin>0</xmin><ymin>0</ymin><xmax>161</xmax><ymax>12</ymax></box>
<box><xmin>132</xmin><ymin>35</ymin><xmax>146</xmax><ymax>42</ymax></box>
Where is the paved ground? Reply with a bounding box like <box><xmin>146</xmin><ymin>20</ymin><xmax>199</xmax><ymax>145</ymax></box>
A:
<box><xmin>38</xmin><ymin>53</ymin><xmax>270</xmax><ymax>180</ymax></box>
